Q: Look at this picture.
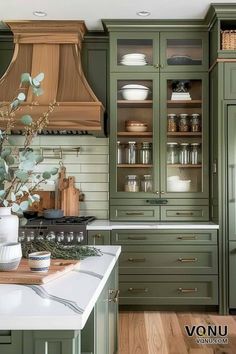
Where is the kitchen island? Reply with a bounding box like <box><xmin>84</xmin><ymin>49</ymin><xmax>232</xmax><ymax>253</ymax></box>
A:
<box><xmin>0</xmin><ymin>245</ymin><xmax>121</xmax><ymax>354</ymax></box>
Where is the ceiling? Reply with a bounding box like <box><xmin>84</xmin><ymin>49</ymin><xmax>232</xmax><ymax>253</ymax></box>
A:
<box><xmin>0</xmin><ymin>0</ymin><xmax>236</xmax><ymax>30</ymax></box>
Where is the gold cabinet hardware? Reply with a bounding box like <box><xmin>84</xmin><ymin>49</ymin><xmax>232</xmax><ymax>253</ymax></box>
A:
<box><xmin>128</xmin><ymin>236</ymin><xmax>147</xmax><ymax>240</ymax></box>
<box><xmin>128</xmin><ymin>257</ymin><xmax>146</xmax><ymax>262</ymax></box>
<box><xmin>178</xmin><ymin>257</ymin><xmax>198</xmax><ymax>262</ymax></box>
<box><xmin>93</xmin><ymin>233</ymin><xmax>102</xmax><ymax>238</ymax></box>
<box><xmin>154</xmin><ymin>63</ymin><xmax>160</xmax><ymax>68</ymax></box>
<box><xmin>176</xmin><ymin>212</ymin><xmax>194</xmax><ymax>216</ymax></box>
<box><xmin>177</xmin><ymin>236</ymin><xmax>197</xmax><ymax>240</ymax></box>
<box><xmin>161</xmin><ymin>191</ymin><xmax>165</xmax><ymax>194</ymax></box>
<box><xmin>155</xmin><ymin>191</ymin><xmax>159</xmax><ymax>194</ymax></box>
<box><xmin>125</xmin><ymin>212</ymin><xmax>144</xmax><ymax>216</ymax></box>
<box><xmin>128</xmin><ymin>287</ymin><xmax>148</xmax><ymax>293</ymax></box>
<box><xmin>109</xmin><ymin>289</ymin><xmax>120</xmax><ymax>303</ymax></box>
<box><xmin>178</xmin><ymin>287</ymin><xmax>198</xmax><ymax>293</ymax></box>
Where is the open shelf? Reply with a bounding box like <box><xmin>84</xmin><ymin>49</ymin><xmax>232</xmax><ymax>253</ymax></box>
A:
<box><xmin>117</xmin><ymin>164</ymin><xmax>153</xmax><ymax>168</ymax></box>
<box><xmin>118</xmin><ymin>131</ymin><xmax>153</xmax><ymax>137</ymax></box>
<box><xmin>167</xmin><ymin>132</ymin><xmax>202</xmax><ymax>137</ymax></box>
<box><xmin>167</xmin><ymin>164</ymin><xmax>202</xmax><ymax>168</ymax></box>
<box><xmin>117</xmin><ymin>100</ymin><xmax>153</xmax><ymax>108</ymax></box>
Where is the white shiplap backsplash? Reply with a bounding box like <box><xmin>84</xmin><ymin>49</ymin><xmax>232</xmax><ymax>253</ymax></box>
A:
<box><xmin>14</xmin><ymin>135</ymin><xmax>109</xmax><ymax>219</ymax></box>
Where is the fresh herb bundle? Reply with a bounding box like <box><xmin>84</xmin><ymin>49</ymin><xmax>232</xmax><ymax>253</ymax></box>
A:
<box><xmin>22</xmin><ymin>240</ymin><xmax>102</xmax><ymax>259</ymax></box>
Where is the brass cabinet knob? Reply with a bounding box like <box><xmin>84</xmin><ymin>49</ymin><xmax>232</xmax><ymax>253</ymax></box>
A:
<box><xmin>161</xmin><ymin>191</ymin><xmax>165</xmax><ymax>194</ymax></box>
<box><xmin>155</xmin><ymin>191</ymin><xmax>159</xmax><ymax>194</ymax></box>
<box><xmin>93</xmin><ymin>233</ymin><xmax>102</xmax><ymax>238</ymax></box>
<box><xmin>154</xmin><ymin>63</ymin><xmax>160</xmax><ymax>68</ymax></box>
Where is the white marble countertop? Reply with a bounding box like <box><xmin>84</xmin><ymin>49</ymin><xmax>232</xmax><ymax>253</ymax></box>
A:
<box><xmin>0</xmin><ymin>246</ymin><xmax>121</xmax><ymax>330</ymax></box>
<box><xmin>87</xmin><ymin>220</ymin><xmax>219</xmax><ymax>230</ymax></box>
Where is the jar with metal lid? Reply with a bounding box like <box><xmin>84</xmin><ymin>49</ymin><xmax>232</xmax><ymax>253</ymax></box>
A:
<box><xmin>125</xmin><ymin>141</ymin><xmax>137</xmax><ymax>164</ymax></box>
<box><xmin>179</xmin><ymin>143</ymin><xmax>190</xmax><ymax>164</ymax></box>
<box><xmin>167</xmin><ymin>142</ymin><xmax>179</xmax><ymax>164</ymax></box>
<box><xmin>190</xmin><ymin>143</ymin><xmax>201</xmax><ymax>164</ymax></box>
<box><xmin>178</xmin><ymin>113</ymin><xmax>189</xmax><ymax>132</ymax></box>
<box><xmin>167</xmin><ymin>114</ymin><xmax>177</xmax><ymax>132</ymax></box>
<box><xmin>124</xmin><ymin>175</ymin><xmax>140</xmax><ymax>192</ymax></box>
<box><xmin>141</xmin><ymin>175</ymin><xmax>153</xmax><ymax>192</ymax></box>
<box><xmin>139</xmin><ymin>142</ymin><xmax>152</xmax><ymax>164</ymax></box>
<box><xmin>117</xmin><ymin>141</ymin><xmax>123</xmax><ymax>164</ymax></box>
<box><xmin>190</xmin><ymin>114</ymin><xmax>201</xmax><ymax>132</ymax></box>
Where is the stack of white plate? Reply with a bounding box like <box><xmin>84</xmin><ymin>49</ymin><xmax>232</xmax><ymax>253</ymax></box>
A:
<box><xmin>120</xmin><ymin>53</ymin><xmax>147</xmax><ymax>66</ymax></box>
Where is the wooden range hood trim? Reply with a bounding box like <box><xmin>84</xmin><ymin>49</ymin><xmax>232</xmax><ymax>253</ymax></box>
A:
<box><xmin>0</xmin><ymin>20</ymin><xmax>104</xmax><ymax>133</ymax></box>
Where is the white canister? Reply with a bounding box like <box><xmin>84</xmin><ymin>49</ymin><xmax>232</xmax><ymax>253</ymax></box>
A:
<box><xmin>0</xmin><ymin>207</ymin><xmax>19</xmax><ymax>243</ymax></box>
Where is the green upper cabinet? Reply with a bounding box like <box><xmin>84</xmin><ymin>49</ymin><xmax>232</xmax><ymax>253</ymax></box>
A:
<box><xmin>109</xmin><ymin>30</ymin><xmax>208</xmax><ymax>73</ymax></box>
<box><xmin>0</xmin><ymin>33</ymin><xmax>14</xmax><ymax>79</ymax></box>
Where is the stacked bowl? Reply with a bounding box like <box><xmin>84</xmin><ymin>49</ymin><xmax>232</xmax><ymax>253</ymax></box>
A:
<box><xmin>121</xmin><ymin>84</ymin><xmax>149</xmax><ymax>100</ymax></box>
<box><xmin>120</xmin><ymin>53</ymin><xmax>147</xmax><ymax>66</ymax></box>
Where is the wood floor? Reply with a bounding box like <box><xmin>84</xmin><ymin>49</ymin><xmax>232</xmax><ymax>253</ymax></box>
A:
<box><xmin>119</xmin><ymin>311</ymin><xmax>236</xmax><ymax>354</ymax></box>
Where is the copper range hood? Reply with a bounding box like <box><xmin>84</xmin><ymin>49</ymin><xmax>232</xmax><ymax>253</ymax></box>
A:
<box><xmin>0</xmin><ymin>21</ymin><xmax>105</xmax><ymax>135</ymax></box>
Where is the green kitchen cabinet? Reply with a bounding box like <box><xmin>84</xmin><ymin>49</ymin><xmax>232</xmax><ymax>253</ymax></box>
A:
<box><xmin>0</xmin><ymin>331</ymin><xmax>22</xmax><ymax>354</ymax></box>
<box><xmin>88</xmin><ymin>230</ymin><xmax>110</xmax><ymax>245</ymax></box>
<box><xmin>229</xmin><ymin>242</ymin><xmax>236</xmax><ymax>309</ymax></box>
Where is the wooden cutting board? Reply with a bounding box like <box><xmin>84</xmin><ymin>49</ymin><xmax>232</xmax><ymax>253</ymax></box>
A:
<box><xmin>0</xmin><ymin>259</ymin><xmax>80</xmax><ymax>285</ymax></box>
<box><xmin>61</xmin><ymin>176</ymin><xmax>80</xmax><ymax>216</ymax></box>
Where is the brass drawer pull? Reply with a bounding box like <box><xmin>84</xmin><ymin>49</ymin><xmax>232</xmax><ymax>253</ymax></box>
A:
<box><xmin>178</xmin><ymin>287</ymin><xmax>198</xmax><ymax>293</ymax></box>
<box><xmin>93</xmin><ymin>233</ymin><xmax>102</xmax><ymax>238</ymax></box>
<box><xmin>127</xmin><ymin>236</ymin><xmax>147</xmax><ymax>240</ymax></box>
<box><xmin>109</xmin><ymin>289</ymin><xmax>120</xmax><ymax>303</ymax></box>
<box><xmin>177</xmin><ymin>236</ymin><xmax>197</xmax><ymax>240</ymax></box>
<box><xmin>176</xmin><ymin>212</ymin><xmax>194</xmax><ymax>216</ymax></box>
<box><xmin>128</xmin><ymin>258</ymin><xmax>146</xmax><ymax>262</ymax></box>
<box><xmin>125</xmin><ymin>212</ymin><xmax>144</xmax><ymax>216</ymax></box>
<box><xmin>178</xmin><ymin>257</ymin><xmax>198</xmax><ymax>262</ymax></box>
<box><xmin>128</xmin><ymin>287</ymin><xmax>148</xmax><ymax>293</ymax></box>
<box><xmin>154</xmin><ymin>63</ymin><xmax>160</xmax><ymax>68</ymax></box>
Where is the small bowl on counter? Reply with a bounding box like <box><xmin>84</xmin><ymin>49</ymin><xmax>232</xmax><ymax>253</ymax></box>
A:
<box><xmin>28</xmin><ymin>251</ymin><xmax>51</xmax><ymax>273</ymax></box>
<box><xmin>125</xmin><ymin>120</ymin><xmax>148</xmax><ymax>132</ymax></box>
<box><xmin>0</xmin><ymin>242</ymin><xmax>22</xmax><ymax>271</ymax></box>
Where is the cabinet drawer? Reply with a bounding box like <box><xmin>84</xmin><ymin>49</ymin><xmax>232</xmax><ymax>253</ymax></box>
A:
<box><xmin>119</xmin><ymin>275</ymin><xmax>218</xmax><ymax>305</ymax></box>
<box><xmin>161</xmin><ymin>206</ymin><xmax>209</xmax><ymax>221</ymax></box>
<box><xmin>88</xmin><ymin>230</ymin><xmax>110</xmax><ymax>245</ymax></box>
<box><xmin>224</xmin><ymin>63</ymin><xmax>236</xmax><ymax>99</ymax></box>
<box><xmin>0</xmin><ymin>331</ymin><xmax>22</xmax><ymax>354</ymax></box>
<box><xmin>119</xmin><ymin>245</ymin><xmax>218</xmax><ymax>275</ymax></box>
<box><xmin>111</xmin><ymin>230</ymin><xmax>217</xmax><ymax>245</ymax></box>
<box><xmin>110</xmin><ymin>206</ymin><xmax>160</xmax><ymax>221</ymax></box>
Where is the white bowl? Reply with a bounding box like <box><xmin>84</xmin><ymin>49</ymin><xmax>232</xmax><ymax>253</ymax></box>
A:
<box><xmin>121</xmin><ymin>84</ymin><xmax>148</xmax><ymax>90</ymax></box>
<box><xmin>121</xmin><ymin>88</ymin><xmax>149</xmax><ymax>101</ymax></box>
<box><xmin>126</xmin><ymin>125</ymin><xmax>148</xmax><ymax>132</ymax></box>
<box><xmin>0</xmin><ymin>242</ymin><xmax>22</xmax><ymax>271</ymax></box>
<box><xmin>167</xmin><ymin>179</ymin><xmax>191</xmax><ymax>192</ymax></box>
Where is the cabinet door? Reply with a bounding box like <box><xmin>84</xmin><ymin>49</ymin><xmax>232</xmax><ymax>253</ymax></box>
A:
<box><xmin>110</xmin><ymin>32</ymin><xmax>159</xmax><ymax>73</ymax></box>
<box><xmin>108</xmin><ymin>267</ymin><xmax>119</xmax><ymax>354</ymax></box>
<box><xmin>229</xmin><ymin>242</ymin><xmax>236</xmax><ymax>309</ymax></box>
<box><xmin>0</xmin><ymin>331</ymin><xmax>22</xmax><ymax>354</ymax></box>
<box><xmin>160</xmin><ymin>32</ymin><xmax>208</xmax><ymax>72</ymax></box>
<box><xmin>160</xmin><ymin>73</ymin><xmax>209</xmax><ymax>199</ymax></box>
<box><xmin>95</xmin><ymin>284</ymin><xmax>109</xmax><ymax>354</ymax></box>
<box><xmin>88</xmin><ymin>230</ymin><xmax>110</xmax><ymax>245</ymax></box>
<box><xmin>228</xmin><ymin>105</ymin><xmax>236</xmax><ymax>240</ymax></box>
<box><xmin>110</xmin><ymin>73</ymin><xmax>160</xmax><ymax>199</ymax></box>
<box><xmin>224</xmin><ymin>63</ymin><xmax>236</xmax><ymax>99</ymax></box>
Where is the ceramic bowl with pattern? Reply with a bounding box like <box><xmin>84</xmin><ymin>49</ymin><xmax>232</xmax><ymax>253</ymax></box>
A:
<box><xmin>28</xmin><ymin>251</ymin><xmax>51</xmax><ymax>273</ymax></box>
<box><xmin>0</xmin><ymin>242</ymin><xmax>22</xmax><ymax>271</ymax></box>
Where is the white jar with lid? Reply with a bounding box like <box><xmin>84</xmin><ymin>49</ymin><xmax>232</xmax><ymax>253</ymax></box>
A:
<box><xmin>124</xmin><ymin>175</ymin><xmax>140</xmax><ymax>192</ymax></box>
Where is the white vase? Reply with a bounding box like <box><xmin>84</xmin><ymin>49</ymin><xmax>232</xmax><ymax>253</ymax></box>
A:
<box><xmin>0</xmin><ymin>207</ymin><xmax>19</xmax><ymax>243</ymax></box>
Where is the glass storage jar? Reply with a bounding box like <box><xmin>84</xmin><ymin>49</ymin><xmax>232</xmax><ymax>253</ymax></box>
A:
<box><xmin>179</xmin><ymin>143</ymin><xmax>190</xmax><ymax>164</ymax></box>
<box><xmin>117</xmin><ymin>141</ymin><xmax>123</xmax><ymax>164</ymax></box>
<box><xmin>167</xmin><ymin>142</ymin><xmax>179</xmax><ymax>164</ymax></box>
<box><xmin>124</xmin><ymin>175</ymin><xmax>140</xmax><ymax>192</ymax></box>
<box><xmin>190</xmin><ymin>143</ymin><xmax>201</xmax><ymax>164</ymax></box>
<box><xmin>190</xmin><ymin>114</ymin><xmax>201</xmax><ymax>132</ymax></box>
<box><xmin>139</xmin><ymin>142</ymin><xmax>152</xmax><ymax>164</ymax></box>
<box><xmin>141</xmin><ymin>175</ymin><xmax>153</xmax><ymax>192</ymax></box>
<box><xmin>167</xmin><ymin>114</ymin><xmax>177</xmax><ymax>132</ymax></box>
<box><xmin>125</xmin><ymin>141</ymin><xmax>137</xmax><ymax>164</ymax></box>
<box><xmin>178</xmin><ymin>113</ymin><xmax>189</xmax><ymax>132</ymax></box>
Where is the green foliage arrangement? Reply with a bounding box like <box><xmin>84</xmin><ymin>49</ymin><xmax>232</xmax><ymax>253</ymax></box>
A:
<box><xmin>0</xmin><ymin>73</ymin><xmax>58</xmax><ymax>221</ymax></box>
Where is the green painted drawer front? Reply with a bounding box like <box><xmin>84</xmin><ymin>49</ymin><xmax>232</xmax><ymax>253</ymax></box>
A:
<box><xmin>229</xmin><ymin>242</ymin><xmax>236</xmax><ymax>309</ymax></box>
<box><xmin>119</xmin><ymin>275</ymin><xmax>218</xmax><ymax>305</ymax></box>
<box><xmin>224</xmin><ymin>63</ymin><xmax>236</xmax><ymax>99</ymax></box>
<box><xmin>119</xmin><ymin>245</ymin><xmax>218</xmax><ymax>275</ymax></box>
<box><xmin>161</xmin><ymin>206</ymin><xmax>209</xmax><ymax>221</ymax></box>
<box><xmin>88</xmin><ymin>230</ymin><xmax>110</xmax><ymax>245</ymax></box>
<box><xmin>110</xmin><ymin>206</ymin><xmax>160</xmax><ymax>221</ymax></box>
<box><xmin>0</xmin><ymin>331</ymin><xmax>22</xmax><ymax>354</ymax></box>
<box><xmin>111</xmin><ymin>230</ymin><xmax>217</xmax><ymax>245</ymax></box>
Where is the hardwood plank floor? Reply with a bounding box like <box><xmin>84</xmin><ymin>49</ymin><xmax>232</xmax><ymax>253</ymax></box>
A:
<box><xmin>118</xmin><ymin>312</ymin><xmax>236</xmax><ymax>354</ymax></box>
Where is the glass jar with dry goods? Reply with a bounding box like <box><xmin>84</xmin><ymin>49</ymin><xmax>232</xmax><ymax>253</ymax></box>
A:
<box><xmin>124</xmin><ymin>175</ymin><xmax>140</xmax><ymax>192</ymax></box>
<box><xmin>178</xmin><ymin>113</ymin><xmax>189</xmax><ymax>132</ymax></box>
<box><xmin>190</xmin><ymin>143</ymin><xmax>201</xmax><ymax>164</ymax></box>
<box><xmin>190</xmin><ymin>114</ymin><xmax>201</xmax><ymax>132</ymax></box>
<box><xmin>139</xmin><ymin>142</ymin><xmax>152</xmax><ymax>164</ymax></box>
<box><xmin>117</xmin><ymin>141</ymin><xmax>123</xmax><ymax>164</ymax></box>
<box><xmin>125</xmin><ymin>141</ymin><xmax>137</xmax><ymax>164</ymax></box>
<box><xmin>179</xmin><ymin>143</ymin><xmax>190</xmax><ymax>164</ymax></box>
<box><xmin>167</xmin><ymin>114</ymin><xmax>177</xmax><ymax>132</ymax></box>
<box><xmin>167</xmin><ymin>142</ymin><xmax>179</xmax><ymax>164</ymax></box>
<box><xmin>141</xmin><ymin>175</ymin><xmax>153</xmax><ymax>192</ymax></box>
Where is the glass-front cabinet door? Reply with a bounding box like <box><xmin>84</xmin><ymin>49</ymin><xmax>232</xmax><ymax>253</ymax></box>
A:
<box><xmin>110</xmin><ymin>73</ymin><xmax>159</xmax><ymax>198</ymax></box>
<box><xmin>110</xmin><ymin>33</ymin><xmax>159</xmax><ymax>72</ymax></box>
<box><xmin>160</xmin><ymin>73</ymin><xmax>208</xmax><ymax>198</ymax></box>
<box><xmin>160</xmin><ymin>32</ymin><xmax>208</xmax><ymax>72</ymax></box>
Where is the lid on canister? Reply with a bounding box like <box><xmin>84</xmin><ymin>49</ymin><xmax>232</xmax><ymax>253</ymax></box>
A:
<box><xmin>128</xmin><ymin>141</ymin><xmax>137</xmax><ymax>144</ymax></box>
<box><xmin>191</xmin><ymin>143</ymin><xmax>201</xmax><ymax>146</ymax></box>
<box><xmin>167</xmin><ymin>142</ymin><xmax>178</xmax><ymax>145</ymax></box>
<box><xmin>127</xmin><ymin>174</ymin><xmax>138</xmax><ymax>179</ymax></box>
<box><xmin>191</xmin><ymin>113</ymin><xmax>200</xmax><ymax>117</ymax></box>
<box><xmin>143</xmin><ymin>174</ymin><xmax>152</xmax><ymax>178</ymax></box>
<box><xmin>180</xmin><ymin>142</ymin><xmax>189</xmax><ymax>146</ymax></box>
<box><xmin>179</xmin><ymin>113</ymin><xmax>189</xmax><ymax>118</ymax></box>
<box><xmin>168</xmin><ymin>113</ymin><xmax>177</xmax><ymax>117</ymax></box>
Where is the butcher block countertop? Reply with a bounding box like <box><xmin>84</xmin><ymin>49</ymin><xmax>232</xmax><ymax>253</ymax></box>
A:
<box><xmin>0</xmin><ymin>246</ymin><xmax>121</xmax><ymax>330</ymax></box>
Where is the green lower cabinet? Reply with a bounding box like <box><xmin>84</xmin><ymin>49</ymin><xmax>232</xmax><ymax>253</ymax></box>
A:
<box><xmin>229</xmin><ymin>242</ymin><xmax>236</xmax><ymax>309</ymax></box>
<box><xmin>0</xmin><ymin>331</ymin><xmax>22</xmax><ymax>354</ymax></box>
<box><xmin>119</xmin><ymin>275</ymin><xmax>218</xmax><ymax>305</ymax></box>
<box><xmin>161</xmin><ymin>206</ymin><xmax>209</xmax><ymax>221</ymax></box>
<box><xmin>88</xmin><ymin>230</ymin><xmax>110</xmax><ymax>245</ymax></box>
<box><xmin>110</xmin><ymin>205</ymin><xmax>160</xmax><ymax>221</ymax></box>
